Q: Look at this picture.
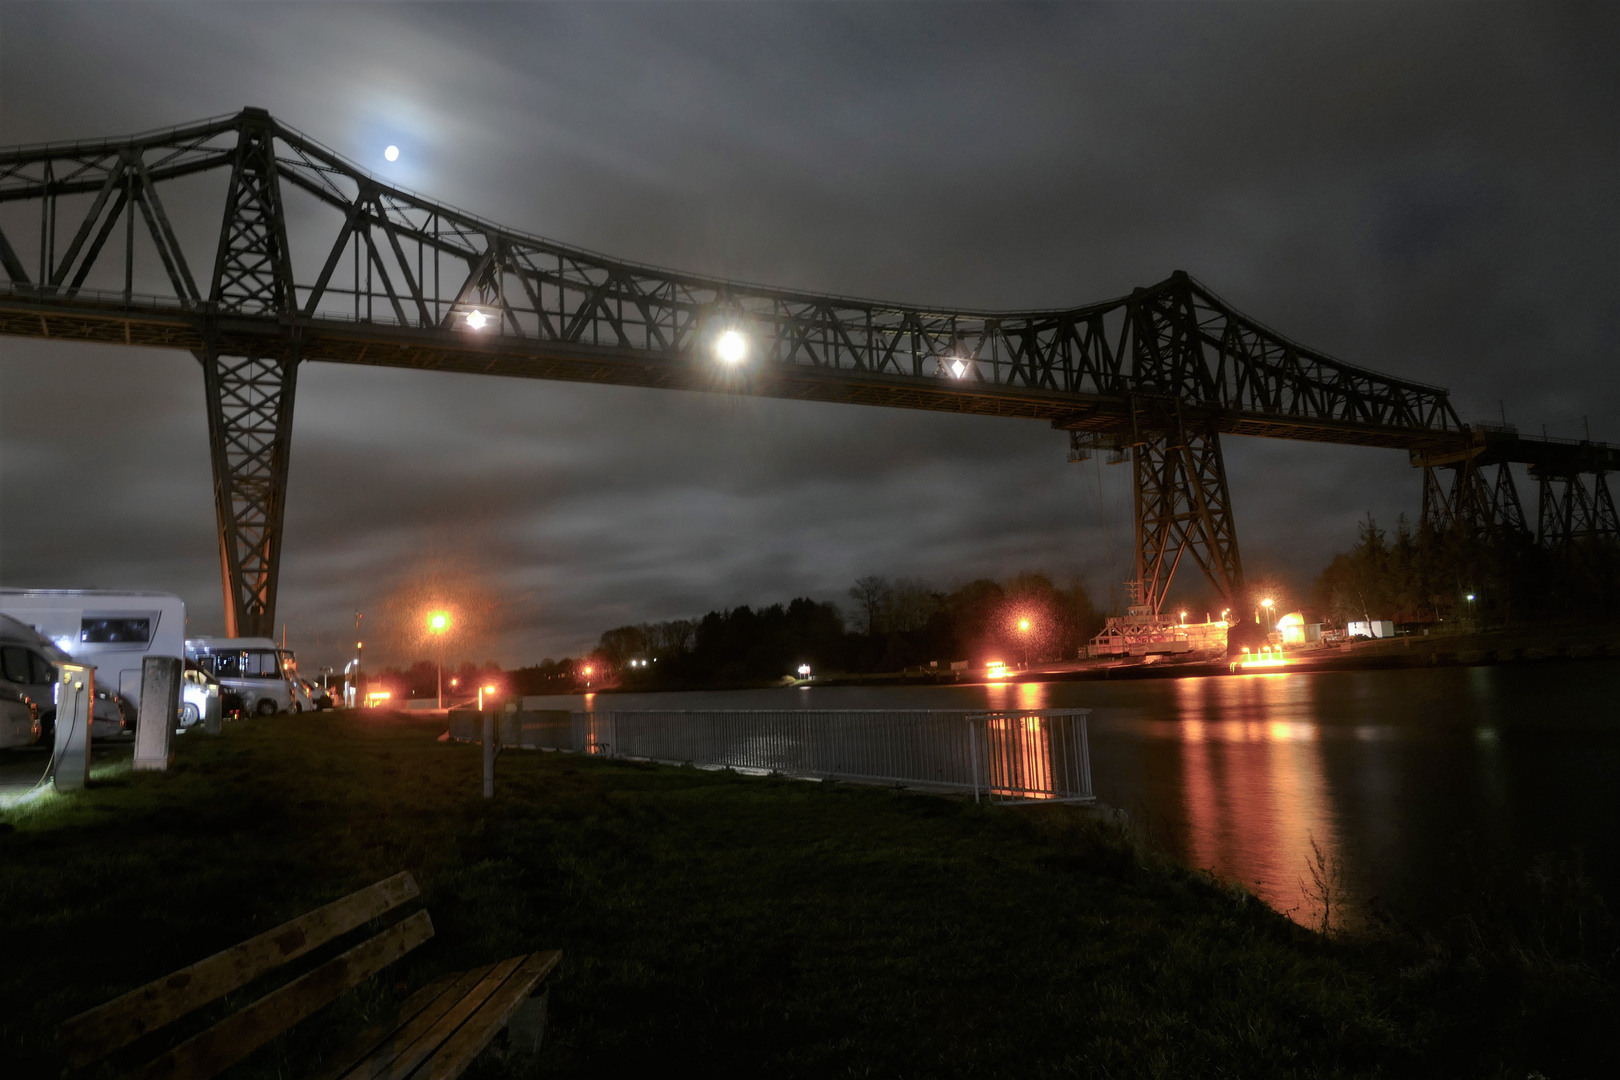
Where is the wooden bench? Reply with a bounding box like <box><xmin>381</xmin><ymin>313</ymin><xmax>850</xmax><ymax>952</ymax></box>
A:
<box><xmin>59</xmin><ymin>871</ymin><xmax>560</xmax><ymax>1080</ymax></box>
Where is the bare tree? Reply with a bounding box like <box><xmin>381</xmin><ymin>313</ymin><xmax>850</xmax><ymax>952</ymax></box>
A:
<box><xmin>848</xmin><ymin>575</ymin><xmax>890</xmax><ymax>636</ymax></box>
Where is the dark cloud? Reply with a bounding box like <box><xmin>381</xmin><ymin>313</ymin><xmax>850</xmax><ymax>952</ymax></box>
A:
<box><xmin>1</xmin><ymin>2</ymin><xmax>1615</xmax><ymax>668</ymax></box>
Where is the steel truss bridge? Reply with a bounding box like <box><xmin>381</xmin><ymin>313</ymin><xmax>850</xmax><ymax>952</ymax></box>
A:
<box><xmin>1</xmin><ymin>109</ymin><xmax>1613</xmax><ymax>636</ymax></box>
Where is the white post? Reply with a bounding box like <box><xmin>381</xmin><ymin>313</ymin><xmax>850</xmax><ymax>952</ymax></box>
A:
<box><xmin>53</xmin><ymin>663</ymin><xmax>94</xmax><ymax>792</ymax></box>
<box><xmin>482</xmin><ymin>710</ymin><xmax>495</xmax><ymax>799</ymax></box>
<box><xmin>134</xmin><ymin>656</ymin><xmax>181</xmax><ymax>771</ymax></box>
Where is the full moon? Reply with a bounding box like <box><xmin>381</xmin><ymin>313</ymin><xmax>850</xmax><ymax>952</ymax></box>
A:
<box><xmin>384</xmin><ymin>145</ymin><xmax>399</xmax><ymax>162</ymax></box>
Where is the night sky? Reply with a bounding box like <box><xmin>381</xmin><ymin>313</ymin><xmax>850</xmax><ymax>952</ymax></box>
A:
<box><xmin>1</xmin><ymin>2</ymin><xmax>1616</xmax><ymax>671</ymax></box>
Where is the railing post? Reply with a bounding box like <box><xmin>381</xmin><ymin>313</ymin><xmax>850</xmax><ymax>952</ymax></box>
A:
<box><xmin>968</xmin><ymin>715</ymin><xmax>981</xmax><ymax>804</ymax></box>
<box><xmin>482</xmin><ymin>710</ymin><xmax>495</xmax><ymax>799</ymax></box>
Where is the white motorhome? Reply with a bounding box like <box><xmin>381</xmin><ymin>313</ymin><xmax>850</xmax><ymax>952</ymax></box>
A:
<box><xmin>186</xmin><ymin>637</ymin><xmax>300</xmax><ymax>716</ymax></box>
<box><xmin>0</xmin><ymin>589</ymin><xmax>187</xmax><ymax>736</ymax></box>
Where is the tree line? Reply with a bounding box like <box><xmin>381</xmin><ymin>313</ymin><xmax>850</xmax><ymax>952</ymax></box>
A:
<box><xmin>546</xmin><ymin>572</ymin><xmax>1106</xmax><ymax>688</ymax></box>
<box><xmin>1312</xmin><ymin>514</ymin><xmax>1620</xmax><ymax>626</ymax></box>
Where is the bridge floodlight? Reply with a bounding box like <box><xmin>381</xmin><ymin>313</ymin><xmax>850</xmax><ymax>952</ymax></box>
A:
<box><xmin>950</xmin><ymin>358</ymin><xmax>968</xmax><ymax>379</ymax></box>
<box><xmin>715</xmin><ymin>329</ymin><xmax>748</xmax><ymax>365</ymax></box>
<box><xmin>385</xmin><ymin>145</ymin><xmax>399</xmax><ymax>162</ymax></box>
<box><xmin>464</xmin><ymin>309</ymin><xmax>488</xmax><ymax>330</ymax></box>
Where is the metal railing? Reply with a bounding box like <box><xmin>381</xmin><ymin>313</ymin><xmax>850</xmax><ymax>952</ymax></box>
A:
<box><xmin>448</xmin><ymin>707</ymin><xmax>1093</xmax><ymax>804</ymax></box>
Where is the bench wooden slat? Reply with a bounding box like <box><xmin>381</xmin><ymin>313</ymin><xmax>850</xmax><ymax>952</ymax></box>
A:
<box><xmin>62</xmin><ymin>871</ymin><xmax>420</xmax><ymax>1070</ymax></box>
<box><xmin>335</xmin><ymin>955</ymin><xmax>527</xmax><ymax>1080</ymax></box>
<box><xmin>127</xmin><ymin>909</ymin><xmax>435</xmax><ymax>1080</ymax></box>
<box><xmin>413</xmin><ymin>951</ymin><xmax>562</xmax><ymax>1080</ymax></box>
<box><xmin>318</xmin><ymin>967</ymin><xmax>491</xmax><ymax>1080</ymax></box>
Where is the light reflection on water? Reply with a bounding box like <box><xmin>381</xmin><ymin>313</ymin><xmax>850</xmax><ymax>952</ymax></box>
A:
<box><xmin>528</xmin><ymin>661</ymin><xmax>1620</xmax><ymax>927</ymax></box>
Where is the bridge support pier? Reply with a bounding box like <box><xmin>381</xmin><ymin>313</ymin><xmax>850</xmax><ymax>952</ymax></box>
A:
<box><xmin>1418</xmin><ymin>457</ymin><xmax>1527</xmax><ymax>537</ymax></box>
<box><xmin>199</xmin><ymin>348</ymin><xmax>299</xmax><ymax>639</ymax></box>
<box><xmin>200</xmin><ymin>108</ymin><xmax>300</xmax><ymax>639</ymax></box>
<box><xmin>1130</xmin><ymin>401</ymin><xmax>1244</xmax><ymax>613</ymax></box>
<box><xmin>1534</xmin><ymin>469</ymin><xmax>1619</xmax><ymax>548</ymax></box>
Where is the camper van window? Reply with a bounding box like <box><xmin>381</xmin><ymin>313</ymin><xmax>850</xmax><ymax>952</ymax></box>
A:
<box><xmin>28</xmin><ymin>652</ymin><xmax>54</xmax><ymax>684</ymax></box>
<box><xmin>1</xmin><ymin>646</ymin><xmax>29</xmax><ymax>683</ymax></box>
<box><xmin>80</xmin><ymin>617</ymin><xmax>152</xmax><ymax>644</ymax></box>
<box><xmin>245</xmin><ymin>650</ymin><xmax>283</xmax><ymax>678</ymax></box>
<box><xmin>205</xmin><ymin>653</ymin><xmax>240</xmax><ymax>678</ymax></box>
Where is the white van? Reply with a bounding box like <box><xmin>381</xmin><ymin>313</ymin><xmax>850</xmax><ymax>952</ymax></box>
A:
<box><xmin>0</xmin><ymin>590</ymin><xmax>186</xmax><ymax>737</ymax></box>
<box><xmin>186</xmin><ymin>637</ymin><xmax>300</xmax><ymax>716</ymax></box>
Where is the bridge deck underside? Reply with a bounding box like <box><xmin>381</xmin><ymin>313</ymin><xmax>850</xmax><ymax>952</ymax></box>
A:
<box><xmin>0</xmin><ymin>297</ymin><xmax>1466</xmax><ymax>454</ymax></box>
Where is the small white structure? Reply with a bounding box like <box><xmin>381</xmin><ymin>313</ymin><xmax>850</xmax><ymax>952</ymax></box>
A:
<box><xmin>1347</xmin><ymin>619</ymin><xmax>1395</xmax><ymax>640</ymax></box>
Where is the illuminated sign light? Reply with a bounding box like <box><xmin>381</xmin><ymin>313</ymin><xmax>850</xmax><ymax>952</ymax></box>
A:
<box><xmin>985</xmin><ymin>660</ymin><xmax>1010</xmax><ymax>680</ymax></box>
<box><xmin>1237</xmin><ymin>646</ymin><xmax>1286</xmax><ymax>670</ymax></box>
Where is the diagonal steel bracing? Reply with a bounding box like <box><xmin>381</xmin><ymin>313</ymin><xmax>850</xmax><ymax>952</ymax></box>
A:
<box><xmin>1535</xmin><ymin>470</ymin><xmax>1620</xmax><ymax>549</ymax></box>
<box><xmin>199</xmin><ymin>351</ymin><xmax>298</xmax><ymax>637</ymax></box>
<box><xmin>1419</xmin><ymin>459</ymin><xmax>1527</xmax><ymax>538</ymax></box>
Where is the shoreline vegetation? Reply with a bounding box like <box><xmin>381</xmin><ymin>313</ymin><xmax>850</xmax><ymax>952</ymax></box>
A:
<box><xmin>3</xmin><ymin>713</ymin><xmax>1614</xmax><ymax>1077</ymax></box>
<box><xmin>376</xmin><ymin>514</ymin><xmax>1620</xmax><ymax>699</ymax></box>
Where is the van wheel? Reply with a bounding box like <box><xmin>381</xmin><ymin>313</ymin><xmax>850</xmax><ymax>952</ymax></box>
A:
<box><xmin>179</xmin><ymin>703</ymin><xmax>200</xmax><ymax>728</ymax></box>
<box><xmin>255</xmin><ymin>699</ymin><xmax>278</xmax><ymax>717</ymax></box>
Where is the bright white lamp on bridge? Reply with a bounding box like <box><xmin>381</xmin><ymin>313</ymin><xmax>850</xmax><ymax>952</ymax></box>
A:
<box><xmin>950</xmin><ymin>358</ymin><xmax>968</xmax><ymax>378</ymax></box>
<box><xmin>464</xmin><ymin>309</ymin><xmax>488</xmax><ymax>330</ymax></box>
<box><xmin>384</xmin><ymin>145</ymin><xmax>400</xmax><ymax>162</ymax></box>
<box><xmin>715</xmin><ymin>329</ymin><xmax>748</xmax><ymax>365</ymax></box>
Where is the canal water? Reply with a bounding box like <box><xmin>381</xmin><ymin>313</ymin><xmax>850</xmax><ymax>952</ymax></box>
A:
<box><xmin>525</xmin><ymin>661</ymin><xmax>1620</xmax><ymax>926</ymax></box>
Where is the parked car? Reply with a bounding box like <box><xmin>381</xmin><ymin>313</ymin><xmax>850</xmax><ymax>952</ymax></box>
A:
<box><xmin>0</xmin><ymin>681</ymin><xmax>40</xmax><ymax>749</ymax></box>
<box><xmin>299</xmin><ymin>678</ymin><xmax>333</xmax><ymax>711</ymax></box>
<box><xmin>179</xmin><ymin>664</ymin><xmax>222</xmax><ymax>731</ymax></box>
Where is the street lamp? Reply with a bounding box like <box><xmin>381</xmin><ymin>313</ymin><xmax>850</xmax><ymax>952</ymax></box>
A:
<box><xmin>427</xmin><ymin>611</ymin><xmax>450</xmax><ymax>708</ymax></box>
<box><xmin>1259</xmin><ymin>597</ymin><xmax>1274</xmax><ymax>628</ymax></box>
<box><xmin>715</xmin><ymin>329</ymin><xmax>748</xmax><ymax>365</ymax></box>
<box><xmin>1017</xmin><ymin>617</ymin><xmax>1032</xmax><ymax>669</ymax></box>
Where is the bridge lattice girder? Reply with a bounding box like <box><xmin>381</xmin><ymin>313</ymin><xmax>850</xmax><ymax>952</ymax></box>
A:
<box><xmin>0</xmin><ymin>108</ymin><xmax>1593</xmax><ymax>631</ymax></box>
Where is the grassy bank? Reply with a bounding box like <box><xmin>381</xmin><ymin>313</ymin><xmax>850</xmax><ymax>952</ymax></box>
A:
<box><xmin>1</xmin><ymin>713</ymin><xmax>1612</xmax><ymax>1078</ymax></box>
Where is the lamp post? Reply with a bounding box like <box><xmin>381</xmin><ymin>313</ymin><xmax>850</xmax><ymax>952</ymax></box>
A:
<box><xmin>1017</xmin><ymin>617</ymin><xmax>1032</xmax><ymax>669</ymax></box>
<box><xmin>428</xmin><ymin>612</ymin><xmax>450</xmax><ymax>708</ymax></box>
<box><xmin>1259</xmin><ymin>597</ymin><xmax>1274</xmax><ymax>629</ymax></box>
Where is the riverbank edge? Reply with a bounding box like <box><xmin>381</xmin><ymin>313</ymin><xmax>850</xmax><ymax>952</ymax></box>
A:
<box><xmin>580</xmin><ymin>630</ymin><xmax>1620</xmax><ymax>694</ymax></box>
